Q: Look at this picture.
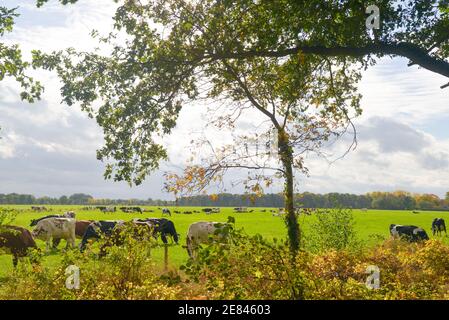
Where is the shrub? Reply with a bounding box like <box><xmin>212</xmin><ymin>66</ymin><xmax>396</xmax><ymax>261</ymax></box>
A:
<box><xmin>303</xmin><ymin>207</ymin><xmax>362</xmax><ymax>253</ymax></box>
<box><xmin>181</xmin><ymin>218</ymin><xmax>308</xmax><ymax>300</ymax></box>
<box><xmin>3</xmin><ymin>215</ymin><xmax>449</xmax><ymax>300</ymax></box>
<box><xmin>182</xmin><ymin>226</ymin><xmax>449</xmax><ymax>300</ymax></box>
<box><xmin>0</xmin><ymin>208</ymin><xmax>17</xmax><ymax>226</ymax></box>
<box><xmin>0</xmin><ymin>231</ymin><xmax>198</xmax><ymax>300</ymax></box>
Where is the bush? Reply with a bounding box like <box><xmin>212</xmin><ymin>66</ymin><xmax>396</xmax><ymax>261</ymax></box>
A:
<box><xmin>0</xmin><ymin>231</ymin><xmax>198</xmax><ymax>300</ymax></box>
<box><xmin>181</xmin><ymin>218</ymin><xmax>307</xmax><ymax>300</ymax></box>
<box><xmin>182</xmin><ymin>223</ymin><xmax>449</xmax><ymax>300</ymax></box>
<box><xmin>0</xmin><ymin>208</ymin><xmax>17</xmax><ymax>226</ymax></box>
<box><xmin>3</xmin><ymin>215</ymin><xmax>449</xmax><ymax>300</ymax></box>
<box><xmin>303</xmin><ymin>207</ymin><xmax>362</xmax><ymax>253</ymax></box>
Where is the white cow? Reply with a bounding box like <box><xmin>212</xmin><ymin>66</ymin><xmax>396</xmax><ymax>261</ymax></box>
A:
<box><xmin>32</xmin><ymin>217</ymin><xmax>76</xmax><ymax>251</ymax></box>
<box><xmin>186</xmin><ymin>221</ymin><xmax>229</xmax><ymax>258</ymax></box>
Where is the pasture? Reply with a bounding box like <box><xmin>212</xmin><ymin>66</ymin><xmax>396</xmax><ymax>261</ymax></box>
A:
<box><xmin>1</xmin><ymin>205</ymin><xmax>449</xmax><ymax>277</ymax></box>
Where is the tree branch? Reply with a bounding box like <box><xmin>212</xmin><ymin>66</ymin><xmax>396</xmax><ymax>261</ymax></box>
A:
<box><xmin>221</xmin><ymin>60</ymin><xmax>281</xmax><ymax>129</ymax></box>
<box><xmin>208</xmin><ymin>42</ymin><xmax>449</xmax><ymax>88</ymax></box>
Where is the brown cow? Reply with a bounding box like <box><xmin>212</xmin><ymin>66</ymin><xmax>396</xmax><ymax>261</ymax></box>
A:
<box><xmin>0</xmin><ymin>225</ymin><xmax>37</xmax><ymax>267</ymax></box>
<box><xmin>52</xmin><ymin>220</ymin><xmax>93</xmax><ymax>248</ymax></box>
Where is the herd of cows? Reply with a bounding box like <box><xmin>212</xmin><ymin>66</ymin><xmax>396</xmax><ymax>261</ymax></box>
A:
<box><xmin>0</xmin><ymin>207</ymin><xmax>448</xmax><ymax>268</ymax></box>
<box><xmin>390</xmin><ymin>218</ymin><xmax>447</xmax><ymax>241</ymax></box>
<box><xmin>0</xmin><ymin>208</ymin><xmax>233</xmax><ymax>267</ymax></box>
<box><xmin>32</xmin><ymin>206</ymin><xmax>282</xmax><ymax>215</ymax></box>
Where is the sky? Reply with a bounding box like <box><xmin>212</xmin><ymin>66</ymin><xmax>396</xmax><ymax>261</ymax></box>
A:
<box><xmin>0</xmin><ymin>0</ymin><xmax>449</xmax><ymax>200</ymax></box>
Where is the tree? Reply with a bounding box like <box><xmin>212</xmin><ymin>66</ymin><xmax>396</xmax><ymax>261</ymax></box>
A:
<box><xmin>188</xmin><ymin>0</ymin><xmax>449</xmax><ymax>87</ymax></box>
<box><xmin>68</xmin><ymin>193</ymin><xmax>93</xmax><ymax>205</ymax></box>
<box><xmin>415</xmin><ymin>193</ymin><xmax>441</xmax><ymax>210</ymax></box>
<box><xmin>34</xmin><ymin>1</ymin><xmax>363</xmax><ymax>254</ymax></box>
<box><xmin>0</xmin><ymin>6</ymin><xmax>43</xmax><ymax>103</ymax></box>
<box><xmin>59</xmin><ymin>195</ymin><xmax>69</xmax><ymax>205</ymax></box>
<box><xmin>165</xmin><ymin>55</ymin><xmax>360</xmax><ymax>252</ymax></box>
<box><xmin>31</xmin><ymin>0</ymin><xmax>449</xmax><ymax>83</ymax></box>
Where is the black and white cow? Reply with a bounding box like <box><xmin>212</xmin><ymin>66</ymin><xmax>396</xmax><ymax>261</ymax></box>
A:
<box><xmin>162</xmin><ymin>208</ymin><xmax>171</xmax><ymax>216</ymax></box>
<box><xmin>30</xmin><ymin>211</ymin><xmax>75</xmax><ymax>227</ymax></box>
<box><xmin>101</xmin><ymin>206</ymin><xmax>116</xmax><ymax>213</ymax></box>
<box><xmin>79</xmin><ymin>220</ymin><xmax>125</xmax><ymax>252</ymax></box>
<box><xmin>32</xmin><ymin>217</ymin><xmax>76</xmax><ymax>251</ymax></box>
<box><xmin>133</xmin><ymin>218</ymin><xmax>178</xmax><ymax>244</ymax></box>
<box><xmin>186</xmin><ymin>221</ymin><xmax>230</xmax><ymax>258</ymax></box>
<box><xmin>390</xmin><ymin>224</ymin><xmax>429</xmax><ymax>242</ymax></box>
<box><xmin>432</xmin><ymin>218</ymin><xmax>447</xmax><ymax>236</ymax></box>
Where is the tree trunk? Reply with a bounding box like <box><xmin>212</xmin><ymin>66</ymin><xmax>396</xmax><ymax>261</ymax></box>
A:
<box><xmin>278</xmin><ymin>129</ymin><xmax>300</xmax><ymax>254</ymax></box>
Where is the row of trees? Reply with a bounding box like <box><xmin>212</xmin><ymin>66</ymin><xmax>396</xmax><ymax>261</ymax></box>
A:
<box><xmin>2</xmin><ymin>191</ymin><xmax>449</xmax><ymax>211</ymax></box>
<box><xmin>0</xmin><ymin>193</ymin><xmax>169</xmax><ymax>206</ymax></box>
<box><xmin>180</xmin><ymin>191</ymin><xmax>449</xmax><ymax>211</ymax></box>
<box><xmin>0</xmin><ymin>193</ymin><xmax>93</xmax><ymax>205</ymax></box>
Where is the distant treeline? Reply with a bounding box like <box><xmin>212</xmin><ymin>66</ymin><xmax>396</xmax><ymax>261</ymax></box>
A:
<box><xmin>0</xmin><ymin>193</ymin><xmax>170</xmax><ymax>206</ymax></box>
<box><xmin>178</xmin><ymin>191</ymin><xmax>449</xmax><ymax>211</ymax></box>
<box><xmin>1</xmin><ymin>191</ymin><xmax>449</xmax><ymax>211</ymax></box>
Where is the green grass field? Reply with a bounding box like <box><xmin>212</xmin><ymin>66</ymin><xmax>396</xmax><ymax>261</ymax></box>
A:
<box><xmin>1</xmin><ymin>205</ymin><xmax>449</xmax><ymax>276</ymax></box>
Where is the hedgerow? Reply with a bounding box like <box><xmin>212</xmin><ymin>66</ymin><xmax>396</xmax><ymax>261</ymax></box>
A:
<box><xmin>2</xmin><ymin>215</ymin><xmax>449</xmax><ymax>299</ymax></box>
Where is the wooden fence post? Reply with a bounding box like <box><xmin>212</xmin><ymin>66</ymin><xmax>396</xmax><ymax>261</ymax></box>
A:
<box><xmin>164</xmin><ymin>244</ymin><xmax>168</xmax><ymax>272</ymax></box>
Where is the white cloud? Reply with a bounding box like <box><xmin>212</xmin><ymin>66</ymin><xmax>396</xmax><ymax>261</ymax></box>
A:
<box><xmin>0</xmin><ymin>132</ymin><xmax>20</xmax><ymax>159</ymax></box>
<box><xmin>301</xmin><ymin>116</ymin><xmax>449</xmax><ymax>197</ymax></box>
<box><xmin>358</xmin><ymin>57</ymin><xmax>449</xmax><ymax>124</ymax></box>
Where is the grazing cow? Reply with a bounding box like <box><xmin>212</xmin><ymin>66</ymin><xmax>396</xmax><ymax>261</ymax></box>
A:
<box><xmin>132</xmin><ymin>207</ymin><xmax>143</xmax><ymax>214</ymax></box>
<box><xmin>119</xmin><ymin>207</ymin><xmax>142</xmax><ymax>213</ymax></box>
<box><xmin>133</xmin><ymin>218</ymin><xmax>179</xmax><ymax>244</ymax></box>
<box><xmin>32</xmin><ymin>218</ymin><xmax>76</xmax><ymax>251</ymax></box>
<box><xmin>0</xmin><ymin>225</ymin><xmax>37</xmax><ymax>267</ymax></box>
<box><xmin>31</xmin><ymin>206</ymin><xmax>48</xmax><ymax>212</ymax></box>
<box><xmin>30</xmin><ymin>211</ymin><xmax>76</xmax><ymax>227</ymax></box>
<box><xmin>162</xmin><ymin>208</ymin><xmax>171</xmax><ymax>216</ymax></box>
<box><xmin>97</xmin><ymin>221</ymin><xmax>152</xmax><ymax>256</ymax></box>
<box><xmin>302</xmin><ymin>208</ymin><xmax>315</xmax><ymax>216</ymax></box>
<box><xmin>390</xmin><ymin>224</ymin><xmax>429</xmax><ymax>242</ymax></box>
<box><xmin>432</xmin><ymin>218</ymin><xmax>447</xmax><ymax>236</ymax></box>
<box><xmin>202</xmin><ymin>208</ymin><xmax>212</xmax><ymax>214</ymax></box>
<box><xmin>80</xmin><ymin>219</ymin><xmax>175</xmax><ymax>255</ymax></box>
<box><xmin>101</xmin><ymin>206</ymin><xmax>116</xmax><ymax>213</ymax></box>
<box><xmin>53</xmin><ymin>220</ymin><xmax>93</xmax><ymax>248</ymax></box>
<box><xmin>186</xmin><ymin>221</ymin><xmax>230</xmax><ymax>258</ymax></box>
<box><xmin>79</xmin><ymin>220</ymin><xmax>125</xmax><ymax>251</ymax></box>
